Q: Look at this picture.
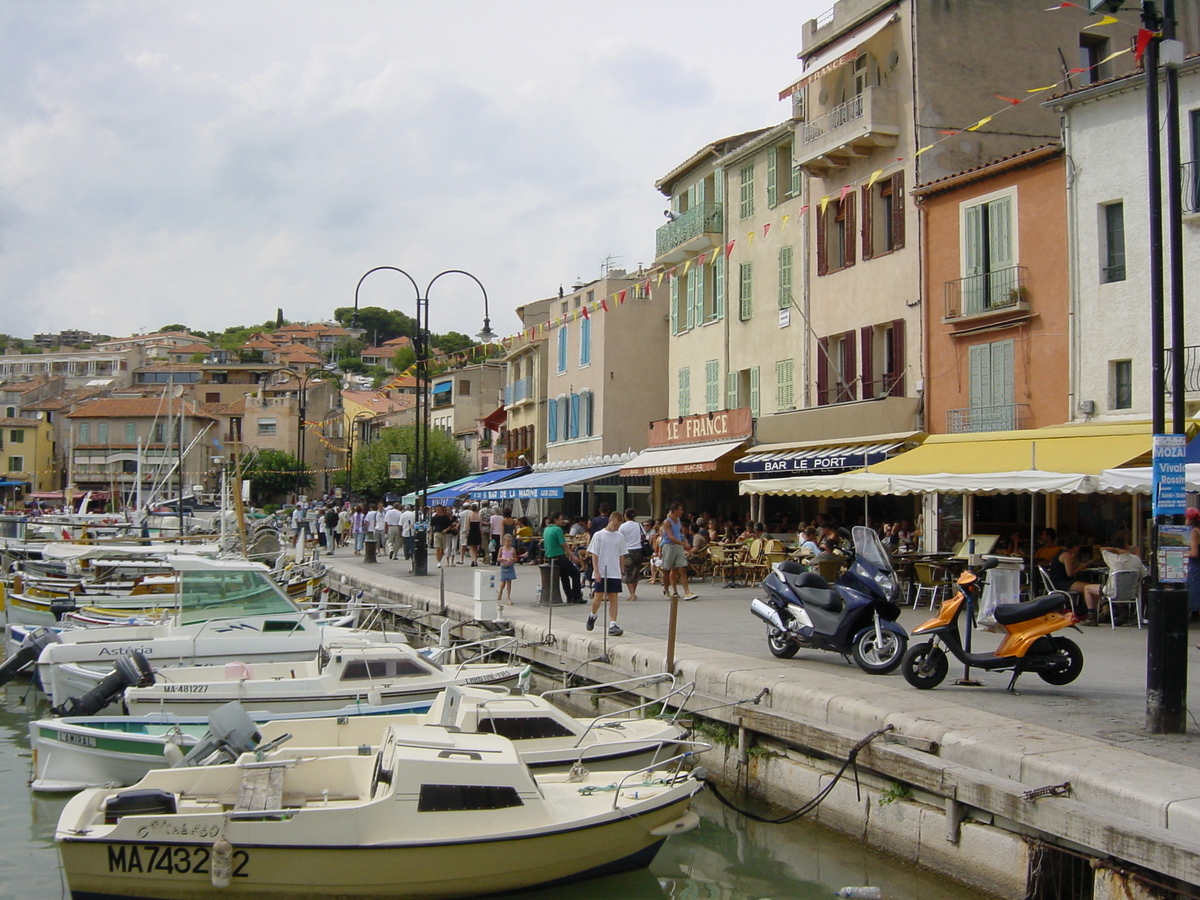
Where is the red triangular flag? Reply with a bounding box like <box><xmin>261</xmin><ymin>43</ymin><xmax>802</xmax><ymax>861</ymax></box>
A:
<box><xmin>1135</xmin><ymin>28</ymin><xmax>1154</xmax><ymax>64</ymax></box>
<box><xmin>618</xmin><ymin>289</ymin><xmax>627</xmax><ymax>304</ymax></box>
<box><xmin>762</xmin><ymin>223</ymin><xmax>771</xmax><ymax>237</ymax></box>
<box><xmin>600</xmin><ymin>297</ymin><xmax>608</xmax><ymax>312</ymax></box>
<box><xmin>994</xmin><ymin>94</ymin><xmax>1022</xmax><ymax>106</ymax></box>
<box><xmin>724</xmin><ymin>239</ymin><xmax>735</xmax><ymax>256</ymax></box>
<box><xmin>839</xmin><ymin>184</ymin><xmax>852</xmax><ymax>201</ymax></box>
<box><xmin>696</xmin><ymin>252</ymin><xmax>707</xmax><ymax>266</ymax></box>
<box><xmin>581</xmin><ymin>306</ymin><xmax>590</xmax><ymax>319</ymax></box>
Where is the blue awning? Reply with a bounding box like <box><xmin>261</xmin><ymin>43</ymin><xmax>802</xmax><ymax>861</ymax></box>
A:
<box><xmin>448</xmin><ymin>467</ymin><xmax>529</xmax><ymax>499</ymax></box>
<box><xmin>488</xmin><ymin>464</ymin><xmax>624</xmax><ymax>500</ymax></box>
<box><xmin>733</xmin><ymin>433</ymin><xmax>922</xmax><ymax>475</ymax></box>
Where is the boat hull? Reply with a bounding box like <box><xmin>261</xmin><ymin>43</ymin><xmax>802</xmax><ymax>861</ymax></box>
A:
<box><xmin>58</xmin><ymin>794</ymin><xmax>697</xmax><ymax>899</ymax></box>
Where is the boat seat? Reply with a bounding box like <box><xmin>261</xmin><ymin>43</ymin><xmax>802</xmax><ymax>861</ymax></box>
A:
<box><xmin>992</xmin><ymin>592</ymin><xmax>1071</xmax><ymax>626</ymax></box>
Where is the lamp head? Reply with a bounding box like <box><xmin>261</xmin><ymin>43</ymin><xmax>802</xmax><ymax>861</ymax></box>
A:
<box><xmin>476</xmin><ymin>317</ymin><xmax>497</xmax><ymax>343</ymax></box>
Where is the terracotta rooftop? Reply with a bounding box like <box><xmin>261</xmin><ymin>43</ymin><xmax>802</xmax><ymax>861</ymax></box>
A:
<box><xmin>66</xmin><ymin>398</ymin><xmax>218</xmax><ymax>420</ymax></box>
<box><xmin>0</xmin><ymin>416</ymin><xmax>43</xmax><ymax>427</ymax></box>
<box><xmin>912</xmin><ymin>143</ymin><xmax>1062</xmax><ymax>198</ymax></box>
<box><xmin>22</xmin><ymin>389</ymin><xmax>104</xmax><ymax>412</ymax></box>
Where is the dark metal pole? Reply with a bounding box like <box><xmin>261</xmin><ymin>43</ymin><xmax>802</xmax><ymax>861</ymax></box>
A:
<box><xmin>412</xmin><ymin>293</ymin><xmax>430</xmax><ymax>576</ymax></box>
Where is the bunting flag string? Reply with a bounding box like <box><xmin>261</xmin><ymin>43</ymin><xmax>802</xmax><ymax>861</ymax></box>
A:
<box><xmin>363</xmin><ymin>4</ymin><xmax>1142</xmax><ymax>379</ymax></box>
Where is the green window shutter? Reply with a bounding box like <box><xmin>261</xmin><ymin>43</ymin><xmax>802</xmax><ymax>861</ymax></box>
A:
<box><xmin>678</xmin><ymin>366</ymin><xmax>692</xmax><ymax>417</ymax></box>
<box><xmin>670</xmin><ymin>276</ymin><xmax>679</xmax><ymax>334</ymax></box>
<box><xmin>778</xmin><ymin>246</ymin><xmax>793</xmax><ymax>308</ymax></box>
<box><xmin>790</xmin><ymin>155</ymin><xmax>801</xmax><ymax>199</ymax></box>
<box><xmin>714</xmin><ymin>255</ymin><xmax>725</xmax><ymax>320</ymax></box>
<box><xmin>739</xmin><ymin>262</ymin><xmax>753</xmax><ymax>321</ymax></box>
<box><xmin>684</xmin><ymin>272</ymin><xmax>696</xmax><ymax>330</ymax></box>
<box><xmin>126</xmin><ymin>422</ymin><xmax>136</xmax><ymax>443</ymax></box>
<box><xmin>696</xmin><ymin>178</ymin><xmax>706</xmax><ymax>207</ymax></box>
<box><xmin>713</xmin><ymin>169</ymin><xmax>724</xmax><ymax>203</ymax></box>
<box><xmin>767</xmin><ymin>150</ymin><xmax>778</xmax><ymax>209</ymax></box>
<box><xmin>775</xmin><ymin>358</ymin><xmax>795</xmax><ymax>411</ymax></box>
<box><xmin>740</xmin><ymin>164</ymin><xmax>755</xmax><ymax>220</ymax></box>
<box><xmin>749</xmin><ymin>366</ymin><xmax>760</xmax><ymax>418</ymax></box>
<box><xmin>705</xmin><ymin>360</ymin><xmax>719</xmax><ymax>412</ymax></box>
<box><xmin>693</xmin><ymin>264</ymin><xmax>705</xmax><ymax>324</ymax></box>
<box><xmin>727</xmin><ymin>371</ymin><xmax>739</xmax><ymax>409</ymax></box>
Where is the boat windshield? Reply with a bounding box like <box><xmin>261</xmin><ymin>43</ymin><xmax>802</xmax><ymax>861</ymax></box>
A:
<box><xmin>178</xmin><ymin>569</ymin><xmax>298</xmax><ymax>625</ymax></box>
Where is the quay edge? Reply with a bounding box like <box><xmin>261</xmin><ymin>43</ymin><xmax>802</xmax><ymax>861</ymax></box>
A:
<box><xmin>324</xmin><ymin>564</ymin><xmax>1200</xmax><ymax>900</ymax></box>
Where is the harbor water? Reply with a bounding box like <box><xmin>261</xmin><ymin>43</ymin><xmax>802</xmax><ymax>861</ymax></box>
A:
<box><xmin>0</xmin><ymin>682</ymin><xmax>998</xmax><ymax>900</ymax></box>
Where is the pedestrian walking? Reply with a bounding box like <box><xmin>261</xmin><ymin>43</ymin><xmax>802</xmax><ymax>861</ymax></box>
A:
<box><xmin>586</xmin><ymin>511</ymin><xmax>626</xmax><ymax>636</ymax></box>
<box><xmin>497</xmin><ymin>534</ymin><xmax>518</xmax><ymax>605</ymax></box>
<box><xmin>618</xmin><ymin>508</ymin><xmax>644</xmax><ymax>602</ymax></box>
<box><xmin>351</xmin><ymin>505</ymin><xmax>367</xmax><ymax>555</ymax></box>
<box><xmin>399</xmin><ymin>504</ymin><xmax>416</xmax><ymax>560</ymax></box>
<box><xmin>465</xmin><ymin>503</ymin><xmax>482</xmax><ymax>566</ymax></box>
<box><xmin>323</xmin><ymin>506</ymin><xmax>339</xmax><ymax>555</ymax></box>
<box><xmin>383</xmin><ymin>502</ymin><xmax>403</xmax><ymax>559</ymax></box>
<box><xmin>660</xmin><ymin>503</ymin><xmax>698</xmax><ymax>601</ymax></box>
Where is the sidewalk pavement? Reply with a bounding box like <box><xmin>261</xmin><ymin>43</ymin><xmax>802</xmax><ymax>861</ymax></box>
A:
<box><xmin>324</xmin><ymin>551</ymin><xmax>1200</xmax><ymax>770</ymax></box>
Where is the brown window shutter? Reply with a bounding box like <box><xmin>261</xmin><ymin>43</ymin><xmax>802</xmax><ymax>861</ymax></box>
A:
<box><xmin>892</xmin><ymin>172</ymin><xmax>905</xmax><ymax>250</ymax></box>
<box><xmin>816</xmin><ymin>204</ymin><xmax>828</xmax><ymax>276</ymax></box>
<box><xmin>842</xmin><ymin>329</ymin><xmax>857</xmax><ymax>401</ymax></box>
<box><xmin>861</xmin><ymin>186</ymin><xmax>874</xmax><ymax>261</ymax></box>
<box><xmin>890</xmin><ymin>318</ymin><xmax>906</xmax><ymax>397</ymax></box>
<box><xmin>845</xmin><ymin>194</ymin><xmax>857</xmax><ymax>267</ymax></box>
<box><xmin>860</xmin><ymin>326</ymin><xmax>875</xmax><ymax>400</ymax></box>
<box><xmin>817</xmin><ymin>336</ymin><xmax>830</xmax><ymax>405</ymax></box>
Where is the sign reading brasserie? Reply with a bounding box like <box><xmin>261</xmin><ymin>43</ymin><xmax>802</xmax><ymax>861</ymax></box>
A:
<box><xmin>649</xmin><ymin>408</ymin><xmax>753</xmax><ymax>448</ymax></box>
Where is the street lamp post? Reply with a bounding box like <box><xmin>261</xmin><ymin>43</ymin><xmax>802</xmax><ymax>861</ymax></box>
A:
<box><xmin>270</xmin><ymin>367</ymin><xmax>323</xmax><ymax>475</ymax></box>
<box><xmin>353</xmin><ymin>267</ymin><xmax>497</xmax><ymax>576</ymax></box>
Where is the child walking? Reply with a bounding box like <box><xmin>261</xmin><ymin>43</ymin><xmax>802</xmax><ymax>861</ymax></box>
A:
<box><xmin>497</xmin><ymin>534</ymin><xmax>518</xmax><ymax>605</ymax></box>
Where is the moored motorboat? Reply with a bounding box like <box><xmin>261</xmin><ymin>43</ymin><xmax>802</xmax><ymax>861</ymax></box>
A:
<box><xmin>56</xmin><ymin>724</ymin><xmax>703</xmax><ymax>899</ymax></box>
<box><xmin>31</xmin><ymin>679</ymin><xmax>694</xmax><ymax>791</ymax></box>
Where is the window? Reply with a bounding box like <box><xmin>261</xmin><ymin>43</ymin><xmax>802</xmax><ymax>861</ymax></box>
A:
<box><xmin>739</xmin><ymin>263</ymin><xmax>753</xmax><ymax>320</ymax></box>
<box><xmin>1102</xmin><ymin>202</ymin><xmax>1125</xmax><ymax>283</ymax></box>
<box><xmin>152</xmin><ymin>422</ymin><xmax>166</xmax><ymax>443</ymax></box>
<box><xmin>1079</xmin><ymin>33</ymin><xmax>1111</xmax><ymax>85</ymax></box>
<box><xmin>705</xmin><ymin>360</ymin><xmax>720</xmax><ymax>412</ymax></box>
<box><xmin>7</xmin><ymin>456</ymin><xmax>23</xmax><ymax>472</ymax></box>
<box><xmin>257</xmin><ymin>418</ymin><xmax>277</xmax><ymax>436</ymax></box>
<box><xmin>418</xmin><ymin>784</ymin><xmax>523</xmax><ymax>812</ymax></box>
<box><xmin>967</xmin><ymin>340</ymin><xmax>1017</xmax><ymax>430</ymax></box>
<box><xmin>579</xmin><ymin>315</ymin><xmax>591</xmax><ymax>366</ymax></box>
<box><xmin>863</xmin><ymin>172</ymin><xmax>905</xmax><ymax>259</ymax></box>
<box><xmin>728</xmin><ymin>367</ymin><xmax>760</xmax><ymax>417</ymax></box>
<box><xmin>960</xmin><ymin>190</ymin><xmax>1015</xmax><ymax>315</ymax></box>
<box><xmin>557</xmin><ymin>325</ymin><xmax>568</xmax><ymax>373</ymax></box>
<box><xmin>678</xmin><ymin>367</ymin><xmax>691</xmax><ymax>417</ymax></box>
<box><xmin>8</xmin><ymin>429</ymin><xmax>23</xmax><ymax>443</ymax></box>
<box><xmin>125</xmin><ymin>423</ymin><xmax>137</xmax><ymax>443</ymax></box>
<box><xmin>477</xmin><ymin>716</ymin><xmax>574</xmax><ymax>740</ymax></box>
<box><xmin>546</xmin><ymin>399</ymin><xmax>558</xmax><ymax>443</ymax></box>
<box><xmin>458</xmin><ymin>380</ymin><xmax>471</xmax><ymax>396</ymax></box>
<box><xmin>569</xmin><ymin>393</ymin><xmax>580</xmax><ymax>439</ymax></box>
<box><xmin>342</xmin><ymin>657</ymin><xmax>431</xmax><ymax>679</ymax></box>
<box><xmin>777</xmin><ymin>246</ymin><xmax>794</xmax><ymax>309</ymax></box>
<box><xmin>767</xmin><ymin>141</ymin><xmax>797</xmax><ymax>208</ymax></box>
<box><xmin>580</xmin><ymin>391</ymin><xmax>594</xmax><ymax>436</ymax></box>
<box><xmin>97</xmin><ymin>423</ymin><xmax>108</xmax><ymax>444</ymax></box>
<box><xmin>205</xmin><ymin>392</ymin><xmax>221</xmax><ymax>403</ymax></box>
<box><xmin>739</xmin><ymin>163</ymin><xmax>755</xmax><ymax>220</ymax></box>
<box><xmin>78</xmin><ymin>423</ymin><xmax>90</xmax><ymax>444</ymax></box>
<box><xmin>1111</xmin><ymin>359</ymin><xmax>1133</xmax><ymax>410</ymax></box>
<box><xmin>3</xmin><ymin>406</ymin><xmax>13</xmax><ymax>417</ymax></box>
<box><xmin>816</xmin><ymin>332</ymin><xmax>858</xmax><ymax>405</ymax></box>
<box><xmin>557</xmin><ymin>396</ymin><xmax>569</xmax><ymax>440</ymax></box>
<box><xmin>775</xmin><ymin>359</ymin><xmax>795</xmax><ymax>411</ymax></box>
<box><xmin>817</xmin><ymin>194</ymin><xmax>856</xmax><ymax>275</ymax></box>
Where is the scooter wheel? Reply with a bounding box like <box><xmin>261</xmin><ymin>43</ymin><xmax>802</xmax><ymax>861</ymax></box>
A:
<box><xmin>852</xmin><ymin>628</ymin><xmax>907</xmax><ymax>675</ymax></box>
<box><xmin>767</xmin><ymin>629</ymin><xmax>800</xmax><ymax>659</ymax></box>
<box><xmin>901</xmin><ymin>643</ymin><xmax>948</xmax><ymax>689</ymax></box>
<box><xmin>1037</xmin><ymin>636</ymin><xmax>1084</xmax><ymax>685</ymax></box>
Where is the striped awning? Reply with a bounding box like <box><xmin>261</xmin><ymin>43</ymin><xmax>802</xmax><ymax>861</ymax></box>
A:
<box><xmin>734</xmin><ymin>439</ymin><xmax>909</xmax><ymax>475</ymax></box>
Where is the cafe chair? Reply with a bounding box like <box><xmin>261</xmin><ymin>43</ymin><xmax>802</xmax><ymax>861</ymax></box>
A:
<box><xmin>1101</xmin><ymin>569</ymin><xmax>1143</xmax><ymax>629</ymax></box>
<box><xmin>815</xmin><ymin>558</ymin><xmax>844</xmax><ymax>584</ymax></box>
<box><xmin>1037</xmin><ymin>565</ymin><xmax>1083</xmax><ymax>616</ymax></box>
<box><xmin>912</xmin><ymin>562</ymin><xmax>952</xmax><ymax>610</ymax></box>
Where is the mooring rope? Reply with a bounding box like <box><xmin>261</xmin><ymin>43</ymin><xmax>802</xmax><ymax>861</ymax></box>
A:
<box><xmin>698</xmin><ymin>725</ymin><xmax>894</xmax><ymax>824</ymax></box>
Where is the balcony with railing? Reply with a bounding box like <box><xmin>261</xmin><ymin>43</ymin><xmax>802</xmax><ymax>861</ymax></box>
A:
<box><xmin>797</xmin><ymin>86</ymin><xmax>899</xmax><ymax>176</ymax></box>
<box><xmin>946</xmin><ymin>403</ymin><xmax>1030</xmax><ymax>434</ymax></box>
<box><xmin>1165</xmin><ymin>345</ymin><xmax>1200</xmax><ymax>395</ymax></box>
<box><xmin>503</xmin><ymin>376</ymin><xmax>535</xmax><ymax>407</ymax></box>
<box><xmin>655</xmin><ymin>202</ymin><xmax>723</xmax><ymax>263</ymax></box>
<box><xmin>944</xmin><ymin>265</ymin><xmax>1030</xmax><ymax>321</ymax></box>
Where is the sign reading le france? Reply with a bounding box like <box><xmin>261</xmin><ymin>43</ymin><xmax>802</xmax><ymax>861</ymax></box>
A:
<box><xmin>1152</xmin><ymin>434</ymin><xmax>1187</xmax><ymax>517</ymax></box>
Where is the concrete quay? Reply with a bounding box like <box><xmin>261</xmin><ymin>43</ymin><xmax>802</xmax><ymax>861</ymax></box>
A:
<box><xmin>322</xmin><ymin>552</ymin><xmax>1200</xmax><ymax>899</ymax></box>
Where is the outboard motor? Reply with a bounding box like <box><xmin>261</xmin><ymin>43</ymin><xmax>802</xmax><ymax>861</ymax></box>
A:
<box><xmin>0</xmin><ymin>627</ymin><xmax>61</xmax><ymax>687</ymax></box>
<box><xmin>174</xmin><ymin>701</ymin><xmax>288</xmax><ymax>767</ymax></box>
<box><xmin>51</xmin><ymin>651</ymin><xmax>155</xmax><ymax>717</ymax></box>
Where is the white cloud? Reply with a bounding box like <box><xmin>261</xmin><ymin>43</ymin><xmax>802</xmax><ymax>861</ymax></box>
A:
<box><xmin>0</xmin><ymin>0</ymin><xmax>821</xmax><ymax>340</ymax></box>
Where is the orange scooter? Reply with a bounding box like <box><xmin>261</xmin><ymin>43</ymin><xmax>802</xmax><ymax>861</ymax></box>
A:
<box><xmin>900</xmin><ymin>558</ymin><xmax>1084</xmax><ymax>692</ymax></box>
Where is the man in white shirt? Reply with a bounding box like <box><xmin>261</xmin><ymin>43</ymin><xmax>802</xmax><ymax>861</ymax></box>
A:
<box><xmin>383</xmin><ymin>503</ymin><xmax>403</xmax><ymax>559</ymax></box>
<box><xmin>586</xmin><ymin>511</ymin><xmax>627</xmax><ymax>637</ymax></box>
<box><xmin>617</xmin><ymin>509</ymin><xmax>645</xmax><ymax>603</ymax></box>
<box><xmin>363</xmin><ymin>504</ymin><xmax>379</xmax><ymax>550</ymax></box>
<box><xmin>399</xmin><ymin>504</ymin><xmax>417</xmax><ymax>560</ymax></box>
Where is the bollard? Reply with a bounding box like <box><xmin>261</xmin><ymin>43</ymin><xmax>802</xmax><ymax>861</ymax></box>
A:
<box><xmin>363</xmin><ymin>534</ymin><xmax>377</xmax><ymax>564</ymax></box>
<box><xmin>537</xmin><ymin>564</ymin><xmax>563</xmax><ymax>605</ymax></box>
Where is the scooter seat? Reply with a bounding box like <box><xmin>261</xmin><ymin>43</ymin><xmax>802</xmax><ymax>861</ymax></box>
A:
<box><xmin>992</xmin><ymin>592</ymin><xmax>1070</xmax><ymax>625</ymax></box>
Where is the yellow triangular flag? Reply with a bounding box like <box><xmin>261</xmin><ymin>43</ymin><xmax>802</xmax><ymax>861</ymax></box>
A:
<box><xmin>819</xmin><ymin>194</ymin><xmax>830</xmax><ymax>214</ymax></box>
<box><xmin>866</xmin><ymin>168</ymin><xmax>885</xmax><ymax>189</ymax></box>
<box><xmin>1026</xmin><ymin>85</ymin><xmax>1057</xmax><ymax>93</ymax></box>
<box><xmin>966</xmin><ymin>116</ymin><xmax>992</xmax><ymax>132</ymax></box>
<box><xmin>746</xmin><ymin>230</ymin><xmax>754</xmax><ymax>245</ymax></box>
<box><xmin>913</xmin><ymin>145</ymin><xmax>933</xmax><ymax>158</ymax></box>
<box><xmin>781</xmin><ymin>214</ymin><xmax>790</xmax><ymax>229</ymax></box>
<box><xmin>1100</xmin><ymin>48</ymin><xmax>1129</xmax><ymax>64</ymax></box>
<box><xmin>1084</xmin><ymin>14</ymin><xmax>1118</xmax><ymax>28</ymax></box>
<box><xmin>682</xmin><ymin>259</ymin><xmax>692</xmax><ymax>274</ymax></box>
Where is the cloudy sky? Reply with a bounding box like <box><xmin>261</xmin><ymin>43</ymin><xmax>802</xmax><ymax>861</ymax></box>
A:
<box><xmin>0</xmin><ymin>1</ymin><xmax>825</xmax><ymax>343</ymax></box>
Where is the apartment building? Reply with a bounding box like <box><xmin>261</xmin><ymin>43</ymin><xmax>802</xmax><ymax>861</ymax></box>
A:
<box><xmin>0</xmin><ymin>415</ymin><xmax>55</xmax><ymax>497</ymax></box>
<box><xmin>501</xmin><ymin>297</ymin><xmax>553</xmax><ymax>469</ymax></box>
<box><xmin>430</xmin><ymin>361</ymin><xmax>504</xmax><ymax>472</ymax></box>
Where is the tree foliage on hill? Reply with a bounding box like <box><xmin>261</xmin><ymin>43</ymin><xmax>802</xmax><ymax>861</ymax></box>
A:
<box><xmin>350</xmin><ymin>424</ymin><xmax>468</xmax><ymax>500</ymax></box>
<box><xmin>241</xmin><ymin>449</ymin><xmax>313</xmax><ymax>505</ymax></box>
<box><xmin>332</xmin><ymin>306</ymin><xmax>417</xmax><ymax>346</ymax></box>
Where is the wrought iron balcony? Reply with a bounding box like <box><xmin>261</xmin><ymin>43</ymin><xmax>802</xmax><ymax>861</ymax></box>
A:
<box><xmin>1165</xmin><ymin>345</ymin><xmax>1200</xmax><ymax>395</ymax></box>
<box><xmin>946</xmin><ymin>403</ymin><xmax>1030</xmax><ymax>434</ymax></box>
<box><xmin>655</xmin><ymin>202</ymin><xmax>723</xmax><ymax>263</ymax></box>
<box><xmin>503</xmin><ymin>376</ymin><xmax>534</xmax><ymax>406</ymax></box>
<box><xmin>944</xmin><ymin>265</ymin><xmax>1029</xmax><ymax>320</ymax></box>
<box><xmin>797</xmin><ymin>86</ymin><xmax>899</xmax><ymax>176</ymax></box>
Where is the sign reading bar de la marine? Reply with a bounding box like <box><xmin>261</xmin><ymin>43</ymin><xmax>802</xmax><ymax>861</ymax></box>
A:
<box><xmin>649</xmin><ymin>408</ymin><xmax>753</xmax><ymax>447</ymax></box>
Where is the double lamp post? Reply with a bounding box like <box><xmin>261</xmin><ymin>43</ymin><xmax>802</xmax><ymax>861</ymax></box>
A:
<box><xmin>352</xmin><ymin>266</ymin><xmax>496</xmax><ymax>576</ymax></box>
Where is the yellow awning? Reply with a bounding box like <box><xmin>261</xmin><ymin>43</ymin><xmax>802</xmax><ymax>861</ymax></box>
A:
<box><xmin>868</xmin><ymin>422</ymin><xmax>1155</xmax><ymax>477</ymax></box>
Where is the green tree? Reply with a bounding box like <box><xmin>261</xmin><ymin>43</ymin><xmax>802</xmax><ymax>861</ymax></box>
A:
<box><xmin>157</xmin><ymin>323</ymin><xmax>191</xmax><ymax>334</ymax></box>
<box><xmin>435</xmin><ymin>331</ymin><xmax>475</xmax><ymax>355</ymax></box>
<box><xmin>391</xmin><ymin>346</ymin><xmax>415</xmax><ymax>373</ymax></box>
<box><xmin>241</xmin><ymin>449</ymin><xmax>314</xmax><ymax>505</ymax></box>
<box><xmin>332</xmin><ymin>306</ymin><xmax>417</xmax><ymax>345</ymax></box>
<box><xmin>351</xmin><ymin>424</ymin><xmax>468</xmax><ymax>500</ymax></box>
<box><xmin>339</xmin><ymin>356</ymin><xmax>367</xmax><ymax>374</ymax></box>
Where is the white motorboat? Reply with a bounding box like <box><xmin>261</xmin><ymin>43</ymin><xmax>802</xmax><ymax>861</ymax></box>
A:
<box><xmin>57</xmin><ymin>724</ymin><xmax>703</xmax><ymax>899</ymax></box>
<box><xmin>31</xmin><ymin>678</ymin><xmax>696</xmax><ymax>791</ymax></box>
<box><xmin>22</xmin><ymin>555</ymin><xmax>408</xmax><ymax>707</ymax></box>
<box><xmin>117</xmin><ymin>643</ymin><xmax>525</xmax><ymax>718</ymax></box>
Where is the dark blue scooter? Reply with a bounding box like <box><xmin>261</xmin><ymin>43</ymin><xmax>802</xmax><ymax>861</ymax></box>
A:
<box><xmin>750</xmin><ymin>526</ymin><xmax>907</xmax><ymax>674</ymax></box>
